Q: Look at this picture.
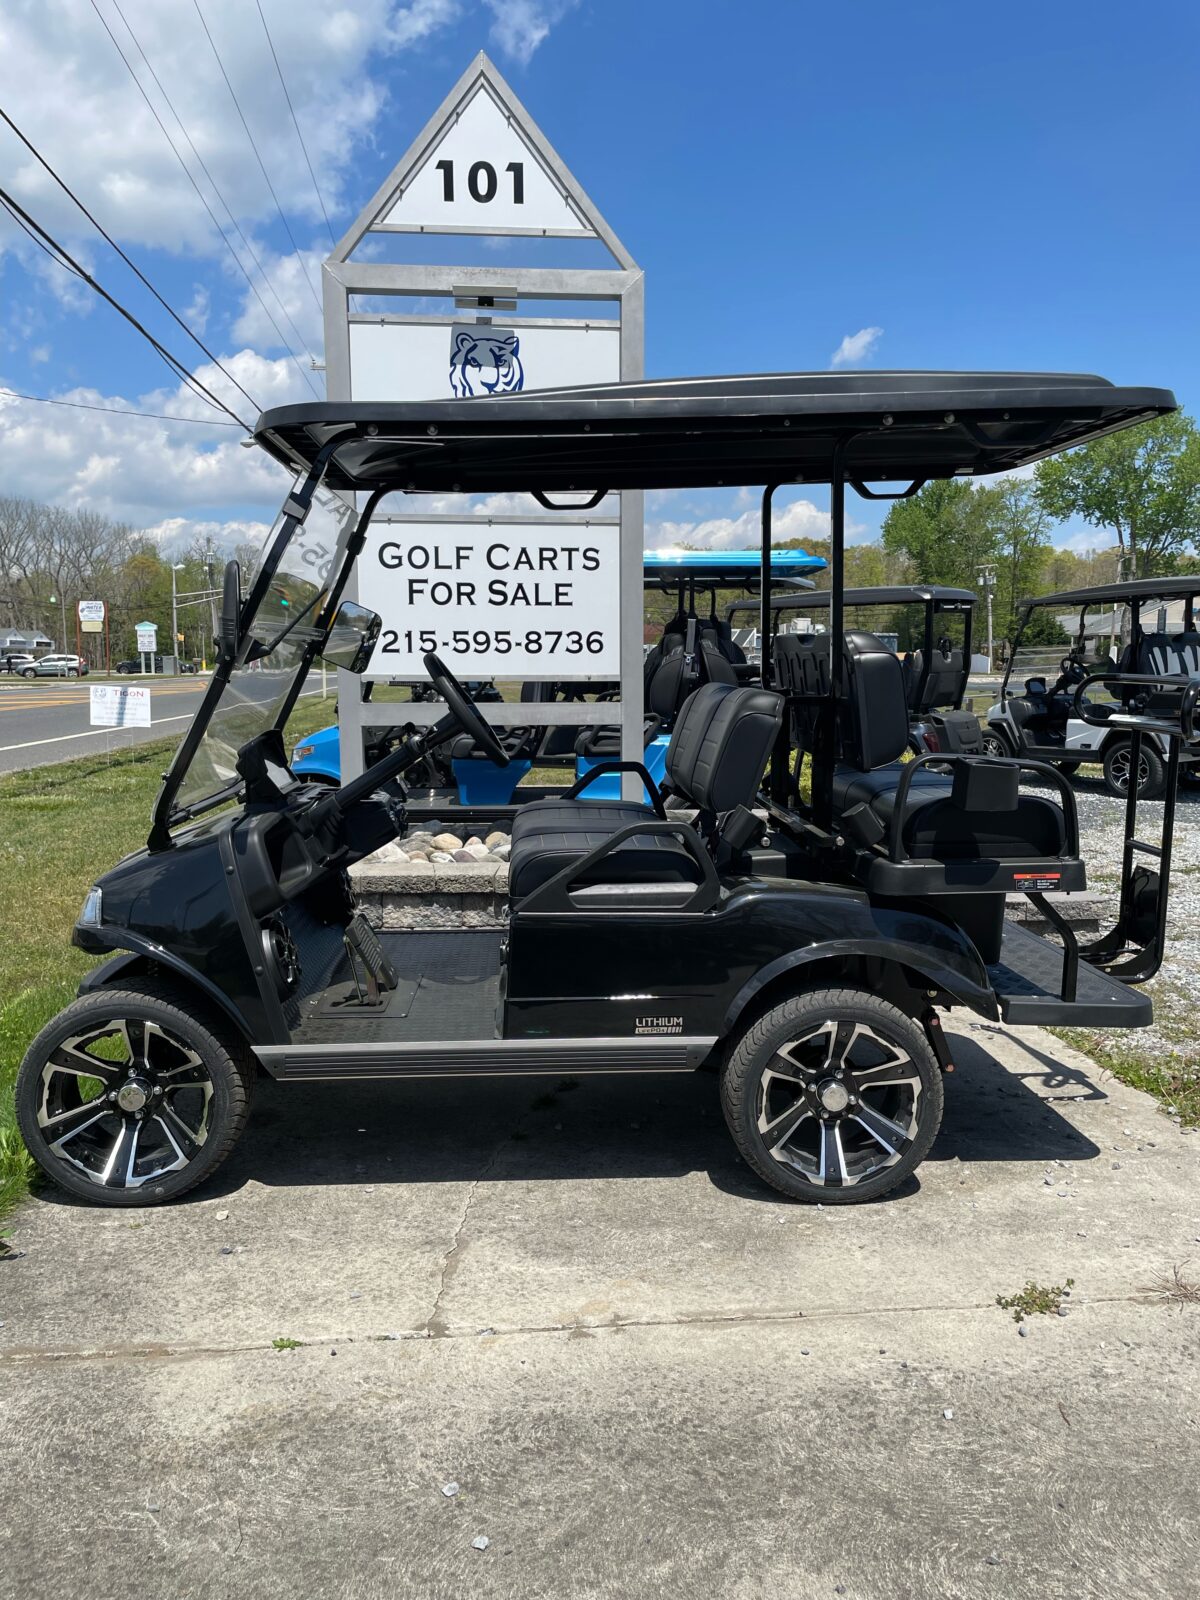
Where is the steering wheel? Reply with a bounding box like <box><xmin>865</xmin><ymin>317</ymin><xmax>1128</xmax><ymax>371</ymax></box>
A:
<box><xmin>423</xmin><ymin>652</ymin><xmax>509</xmax><ymax>767</ymax></box>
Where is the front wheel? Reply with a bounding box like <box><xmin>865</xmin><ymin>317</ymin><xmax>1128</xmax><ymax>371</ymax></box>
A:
<box><xmin>16</xmin><ymin>981</ymin><xmax>253</xmax><ymax>1207</ymax></box>
<box><xmin>20</xmin><ymin>667</ymin><xmax>35</xmax><ymax>678</ymax></box>
<box><xmin>1102</xmin><ymin>739</ymin><xmax>1166</xmax><ymax>800</ymax></box>
<box><xmin>721</xmin><ymin>988</ymin><xmax>944</xmax><ymax>1204</ymax></box>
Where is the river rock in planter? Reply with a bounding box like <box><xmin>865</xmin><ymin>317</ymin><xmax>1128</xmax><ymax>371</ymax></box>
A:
<box><xmin>432</xmin><ymin>833</ymin><xmax>464</xmax><ymax>853</ymax></box>
<box><xmin>465</xmin><ymin>843</ymin><xmax>491</xmax><ymax>860</ymax></box>
<box><xmin>491</xmin><ymin>842</ymin><xmax>511</xmax><ymax>861</ymax></box>
<box><xmin>406</xmin><ymin>850</ymin><xmax>430</xmax><ymax>862</ymax></box>
<box><xmin>464</xmin><ymin>835</ymin><xmax>484</xmax><ymax>849</ymax></box>
<box><xmin>429</xmin><ymin>851</ymin><xmax>454</xmax><ymax>864</ymax></box>
<box><xmin>484</xmin><ymin>831</ymin><xmax>508</xmax><ymax>849</ymax></box>
<box><xmin>452</xmin><ymin>849</ymin><xmax>476</xmax><ymax>862</ymax></box>
<box><xmin>372</xmin><ymin>842</ymin><xmax>409</xmax><ymax>863</ymax></box>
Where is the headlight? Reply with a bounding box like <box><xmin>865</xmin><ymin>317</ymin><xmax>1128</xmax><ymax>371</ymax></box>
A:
<box><xmin>79</xmin><ymin>886</ymin><xmax>103</xmax><ymax>927</ymax></box>
<box><xmin>293</xmin><ymin>743</ymin><xmax>315</xmax><ymax>761</ymax></box>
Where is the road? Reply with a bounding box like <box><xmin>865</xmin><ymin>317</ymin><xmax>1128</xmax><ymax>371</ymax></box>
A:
<box><xmin>0</xmin><ymin>678</ymin><xmax>326</xmax><ymax>775</ymax></box>
<box><xmin>2</xmin><ymin>1020</ymin><xmax>1198</xmax><ymax>1600</ymax></box>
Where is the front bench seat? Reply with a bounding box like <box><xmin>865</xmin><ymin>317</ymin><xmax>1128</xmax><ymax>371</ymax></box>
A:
<box><xmin>830</xmin><ymin>632</ymin><xmax>1067</xmax><ymax>861</ymax></box>
<box><xmin>508</xmin><ymin>681</ymin><xmax>783</xmax><ymax>898</ymax></box>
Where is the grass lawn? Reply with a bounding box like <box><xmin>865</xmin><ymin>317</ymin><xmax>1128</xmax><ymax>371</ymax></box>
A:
<box><xmin>0</xmin><ymin>691</ymin><xmax>335</xmax><ymax>1218</ymax></box>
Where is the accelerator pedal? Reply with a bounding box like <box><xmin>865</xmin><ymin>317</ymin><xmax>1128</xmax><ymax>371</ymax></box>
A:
<box><xmin>343</xmin><ymin>913</ymin><xmax>400</xmax><ymax>1007</ymax></box>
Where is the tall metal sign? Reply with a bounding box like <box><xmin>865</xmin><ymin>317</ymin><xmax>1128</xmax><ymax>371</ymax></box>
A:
<box><xmin>323</xmin><ymin>52</ymin><xmax>644</xmax><ymax>785</ymax></box>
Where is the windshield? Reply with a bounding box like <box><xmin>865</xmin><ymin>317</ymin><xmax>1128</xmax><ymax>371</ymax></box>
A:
<box><xmin>172</xmin><ymin>481</ymin><xmax>355</xmax><ymax>816</ymax></box>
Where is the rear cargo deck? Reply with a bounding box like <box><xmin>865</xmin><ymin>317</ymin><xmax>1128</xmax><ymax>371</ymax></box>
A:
<box><xmin>987</xmin><ymin>921</ymin><xmax>1152</xmax><ymax>1027</ymax></box>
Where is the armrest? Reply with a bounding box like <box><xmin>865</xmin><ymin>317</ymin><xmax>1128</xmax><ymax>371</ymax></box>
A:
<box><xmin>518</xmin><ymin>818</ymin><xmax>720</xmax><ymax>915</ymax></box>
<box><xmin>1074</xmin><ymin>672</ymin><xmax>1200</xmax><ymax>741</ymax></box>
<box><xmin>568</xmin><ymin>761</ymin><xmax>666</xmax><ymax>816</ymax></box>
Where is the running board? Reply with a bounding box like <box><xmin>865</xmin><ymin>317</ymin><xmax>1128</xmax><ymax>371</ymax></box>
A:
<box><xmin>256</xmin><ymin>1035</ymin><xmax>718</xmax><ymax>1081</ymax></box>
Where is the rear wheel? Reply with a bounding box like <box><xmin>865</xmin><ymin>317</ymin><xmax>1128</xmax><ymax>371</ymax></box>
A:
<box><xmin>1102</xmin><ymin>739</ymin><xmax>1165</xmax><ymax>800</ymax></box>
<box><xmin>721</xmin><ymin>988</ymin><xmax>944</xmax><ymax>1204</ymax></box>
<box><xmin>1056</xmin><ymin>759</ymin><xmax>1082</xmax><ymax>775</ymax></box>
<box><xmin>980</xmin><ymin>730</ymin><xmax>1011</xmax><ymax>759</ymax></box>
<box><xmin>16</xmin><ymin>981</ymin><xmax>253</xmax><ymax>1207</ymax></box>
<box><xmin>20</xmin><ymin>667</ymin><xmax>35</xmax><ymax>678</ymax></box>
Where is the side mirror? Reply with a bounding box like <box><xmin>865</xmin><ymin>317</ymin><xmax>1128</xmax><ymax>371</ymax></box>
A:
<box><xmin>320</xmin><ymin>599</ymin><xmax>381</xmax><ymax>675</ymax></box>
<box><xmin>220</xmin><ymin>560</ymin><xmax>242</xmax><ymax>658</ymax></box>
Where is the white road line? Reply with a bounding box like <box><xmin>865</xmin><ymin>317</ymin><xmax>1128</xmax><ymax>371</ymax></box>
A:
<box><xmin>0</xmin><ymin>712</ymin><xmax>196</xmax><ymax>753</ymax></box>
<box><xmin>0</xmin><ymin>687</ymin><xmax>331</xmax><ymax>755</ymax></box>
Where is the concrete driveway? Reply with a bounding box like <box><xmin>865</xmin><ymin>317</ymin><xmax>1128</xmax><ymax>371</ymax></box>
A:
<box><xmin>2</xmin><ymin>1020</ymin><xmax>1199</xmax><ymax>1600</ymax></box>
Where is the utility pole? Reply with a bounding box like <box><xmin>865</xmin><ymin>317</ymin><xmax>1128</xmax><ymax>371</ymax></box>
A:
<box><xmin>171</xmin><ymin>563</ymin><xmax>184</xmax><ymax>672</ymax></box>
<box><xmin>977</xmin><ymin>563</ymin><xmax>996</xmax><ymax>669</ymax></box>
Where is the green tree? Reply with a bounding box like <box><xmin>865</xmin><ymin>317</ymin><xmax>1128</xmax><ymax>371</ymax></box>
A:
<box><xmin>1034</xmin><ymin>411</ymin><xmax>1200</xmax><ymax>577</ymax></box>
<box><xmin>988</xmin><ymin>477</ymin><xmax>1053</xmax><ymax>646</ymax></box>
<box><xmin>881</xmin><ymin>479</ymin><xmax>1000</xmax><ymax>591</ymax></box>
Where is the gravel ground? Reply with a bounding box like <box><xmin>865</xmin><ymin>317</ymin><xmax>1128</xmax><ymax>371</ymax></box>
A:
<box><xmin>1065</xmin><ymin>774</ymin><xmax>1200</xmax><ymax>1070</ymax></box>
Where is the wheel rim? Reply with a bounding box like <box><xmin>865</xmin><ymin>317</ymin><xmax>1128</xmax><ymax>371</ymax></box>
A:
<box><xmin>982</xmin><ymin>734</ymin><xmax>1006</xmax><ymax>758</ymax></box>
<box><xmin>754</xmin><ymin>1019</ymin><xmax>922</xmax><ymax>1188</ymax></box>
<box><xmin>1109</xmin><ymin>747</ymin><xmax>1148</xmax><ymax>793</ymax></box>
<box><xmin>35</xmin><ymin>1017</ymin><xmax>214</xmax><ymax>1191</ymax></box>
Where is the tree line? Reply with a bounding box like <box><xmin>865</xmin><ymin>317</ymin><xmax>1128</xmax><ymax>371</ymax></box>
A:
<box><xmin>786</xmin><ymin>412</ymin><xmax>1200</xmax><ymax>659</ymax></box>
<box><xmin>0</xmin><ymin>497</ymin><xmax>259</xmax><ymax>665</ymax></box>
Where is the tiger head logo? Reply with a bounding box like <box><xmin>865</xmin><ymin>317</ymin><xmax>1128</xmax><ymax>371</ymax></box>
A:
<box><xmin>449</xmin><ymin>329</ymin><xmax>525</xmax><ymax>397</ymax></box>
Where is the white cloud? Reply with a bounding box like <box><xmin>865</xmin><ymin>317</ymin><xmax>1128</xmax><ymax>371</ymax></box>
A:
<box><xmin>830</xmin><ymin>326</ymin><xmax>883</xmax><ymax>368</ymax></box>
<box><xmin>0</xmin><ymin>350</ymin><xmax>309</xmax><ymax>524</ymax></box>
<box><xmin>647</xmin><ymin>497</ymin><xmax>863</xmax><ymax>552</ymax></box>
<box><xmin>484</xmin><ymin>0</ymin><xmax>580</xmax><ymax>64</ymax></box>
<box><xmin>229</xmin><ymin>245</ymin><xmax>326</xmax><ymax>361</ymax></box>
<box><xmin>0</xmin><ymin>0</ymin><xmax>459</xmax><ymax>259</ymax></box>
<box><xmin>183</xmin><ymin>284</ymin><xmax>210</xmax><ymax>338</ymax></box>
<box><xmin>142</xmin><ymin>515</ymin><xmax>274</xmax><ymax>559</ymax></box>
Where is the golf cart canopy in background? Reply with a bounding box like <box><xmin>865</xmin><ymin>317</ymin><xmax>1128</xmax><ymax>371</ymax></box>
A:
<box><xmin>1019</xmin><ymin>576</ymin><xmax>1200</xmax><ymax>617</ymax></box>
<box><xmin>725</xmin><ymin>584</ymin><xmax>977</xmax><ymax>620</ymax></box>
<box><xmin>254</xmin><ymin>371</ymin><xmax>1176</xmax><ymax>495</ymax></box>
<box><xmin>643</xmin><ymin>549</ymin><xmax>822</xmax><ymax>586</ymax></box>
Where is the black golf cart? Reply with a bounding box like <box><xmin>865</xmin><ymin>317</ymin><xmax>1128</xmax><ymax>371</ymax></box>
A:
<box><xmin>726</xmin><ymin>584</ymin><xmax>982</xmax><ymax>758</ymax></box>
<box><xmin>17</xmin><ymin>370</ymin><xmax>1190</xmax><ymax>1210</ymax></box>
<box><xmin>984</xmin><ymin>576</ymin><xmax>1200</xmax><ymax>797</ymax></box>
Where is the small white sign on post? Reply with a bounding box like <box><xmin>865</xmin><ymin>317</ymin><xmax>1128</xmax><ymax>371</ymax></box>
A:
<box><xmin>78</xmin><ymin>600</ymin><xmax>105</xmax><ymax>634</ymax></box>
<box><xmin>90</xmin><ymin>684</ymin><xmax>151</xmax><ymax>728</ymax></box>
<box><xmin>363</xmin><ymin>521</ymin><xmax>620</xmax><ymax>679</ymax></box>
<box><xmin>135</xmin><ymin>622</ymin><xmax>158</xmax><ymax>654</ymax></box>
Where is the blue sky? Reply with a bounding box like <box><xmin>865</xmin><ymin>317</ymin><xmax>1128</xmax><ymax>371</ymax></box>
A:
<box><xmin>0</xmin><ymin>0</ymin><xmax>1196</xmax><ymax>552</ymax></box>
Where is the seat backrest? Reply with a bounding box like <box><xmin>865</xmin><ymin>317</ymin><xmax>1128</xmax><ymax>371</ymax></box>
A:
<box><xmin>665</xmin><ymin>681</ymin><xmax>783</xmax><ymax>814</ymax></box>
<box><xmin>1171</xmin><ymin>632</ymin><xmax>1200</xmax><ymax>677</ymax></box>
<box><xmin>837</xmin><ymin>631</ymin><xmax>911</xmax><ymax>772</ymax></box>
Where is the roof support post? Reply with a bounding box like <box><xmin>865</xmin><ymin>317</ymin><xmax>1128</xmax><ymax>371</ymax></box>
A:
<box><xmin>811</xmin><ymin>441</ymin><xmax>848</xmax><ymax>830</ymax></box>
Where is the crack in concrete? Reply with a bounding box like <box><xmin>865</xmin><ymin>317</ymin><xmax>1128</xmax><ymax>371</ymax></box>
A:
<box><xmin>421</xmin><ymin>1104</ymin><xmax>533</xmax><ymax>1338</ymax></box>
<box><xmin>0</xmin><ymin>1291</ymin><xmax>1158</xmax><ymax>1367</ymax></box>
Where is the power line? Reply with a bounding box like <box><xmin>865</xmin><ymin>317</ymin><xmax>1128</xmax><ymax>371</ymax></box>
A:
<box><xmin>0</xmin><ymin>387</ymin><xmax>241</xmax><ymax>426</ymax></box>
<box><xmin>192</xmin><ymin>0</ymin><xmax>325</xmax><ymax>319</ymax></box>
<box><xmin>255</xmin><ymin>0</ymin><xmax>336</xmax><ymax>249</ymax></box>
<box><xmin>89</xmin><ymin>0</ymin><xmax>322</xmax><ymax>400</ymax></box>
<box><xmin>0</xmin><ymin>184</ymin><xmax>251</xmax><ymax>429</ymax></box>
<box><xmin>0</xmin><ymin>105</ymin><xmax>261</xmax><ymax>417</ymax></box>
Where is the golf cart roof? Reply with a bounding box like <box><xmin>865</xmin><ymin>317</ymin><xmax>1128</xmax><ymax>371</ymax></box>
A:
<box><xmin>254</xmin><ymin>371</ymin><xmax>1176</xmax><ymax>496</ymax></box>
<box><xmin>1022</xmin><ymin>576</ymin><xmax>1200</xmax><ymax>611</ymax></box>
<box><xmin>725</xmin><ymin>584</ymin><xmax>975</xmax><ymax>620</ymax></box>
<box><xmin>644</xmin><ymin>548</ymin><xmax>823</xmax><ymax>584</ymax></box>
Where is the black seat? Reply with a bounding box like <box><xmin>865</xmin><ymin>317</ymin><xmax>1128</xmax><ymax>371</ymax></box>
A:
<box><xmin>508</xmin><ymin>681</ymin><xmax>783</xmax><ymax>898</ymax></box>
<box><xmin>831</xmin><ymin>633</ymin><xmax>1067</xmax><ymax>860</ymax></box>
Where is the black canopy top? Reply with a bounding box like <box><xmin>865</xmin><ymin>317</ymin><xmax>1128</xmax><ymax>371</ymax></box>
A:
<box><xmin>1022</xmin><ymin>576</ymin><xmax>1200</xmax><ymax>612</ymax></box>
<box><xmin>725</xmin><ymin>583</ymin><xmax>977</xmax><ymax>621</ymax></box>
<box><xmin>254</xmin><ymin>371</ymin><xmax>1176</xmax><ymax>496</ymax></box>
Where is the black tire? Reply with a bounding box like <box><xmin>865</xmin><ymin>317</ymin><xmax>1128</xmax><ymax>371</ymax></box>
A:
<box><xmin>1102</xmin><ymin>738</ymin><xmax>1165</xmax><ymax>800</ymax></box>
<box><xmin>16</xmin><ymin>979</ymin><xmax>253</xmax><ymax>1207</ymax></box>
<box><xmin>720</xmin><ymin>988</ymin><xmax>944</xmax><ymax>1205</ymax></box>
<box><xmin>980</xmin><ymin>730</ymin><xmax>1011</xmax><ymax>759</ymax></box>
<box><xmin>20</xmin><ymin>667</ymin><xmax>35</xmax><ymax>679</ymax></box>
<box><xmin>1056</xmin><ymin>759</ymin><xmax>1082</xmax><ymax>776</ymax></box>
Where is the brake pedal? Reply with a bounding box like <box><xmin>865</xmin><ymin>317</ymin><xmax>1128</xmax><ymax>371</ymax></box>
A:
<box><xmin>343</xmin><ymin>913</ymin><xmax>399</xmax><ymax>1006</ymax></box>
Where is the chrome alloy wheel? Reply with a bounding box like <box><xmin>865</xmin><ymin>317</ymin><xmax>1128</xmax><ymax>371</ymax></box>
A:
<box><xmin>754</xmin><ymin>1020</ymin><xmax>922</xmax><ymax>1189</ymax></box>
<box><xmin>35</xmin><ymin>1018</ymin><xmax>214</xmax><ymax>1192</ymax></box>
<box><xmin>1107</xmin><ymin>744</ymin><xmax>1148</xmax><ymax>794</ymax></box>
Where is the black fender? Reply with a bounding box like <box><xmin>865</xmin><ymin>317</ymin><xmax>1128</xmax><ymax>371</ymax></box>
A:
<box><xmin>722</xmin><ymin>918</ymin><xmax>998</xmax><ymax>1034</ymax></box>
<box><xmin>76</xmin><ymin>936</ymin><xmax>255</xmax><ymax>1044</ymax></box>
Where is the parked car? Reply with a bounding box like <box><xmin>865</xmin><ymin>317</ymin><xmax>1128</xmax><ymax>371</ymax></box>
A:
<box><xmin>2</xmin><ymin>653</ymin><xmax>35</xmax><ymax>674</ymax></box>
<box><xmin>21</xmin><ymin>653</ymin><xmax>88</xmax><ymax>678</ymax></box>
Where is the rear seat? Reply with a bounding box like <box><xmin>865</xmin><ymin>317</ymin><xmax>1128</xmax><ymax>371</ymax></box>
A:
<box><xmin>776</xmin><ymin>630</ymin><xmax>1068</xmax><ymax>861</ymax></box>
<box><xmin>508</xmin><ymin>681</ymin><xmax>783</xmax><ymax>899</ymax></box>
